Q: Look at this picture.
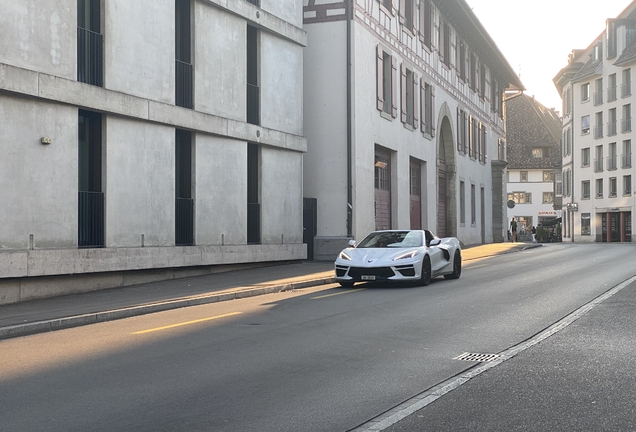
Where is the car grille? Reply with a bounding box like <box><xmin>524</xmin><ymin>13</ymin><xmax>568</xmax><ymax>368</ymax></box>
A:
<box><xmin>335</xmin><ymin>266</ymin><xmax>348</xmax><ymax>277</ymax></box>
<box><xmin>348</xmin><ymin>267</ymin><xmax>395</xmax><ymax>279</ymax></box>
<box><xmin>395</xmin><ymin>265</ymin><xmax>415</xmax><ymax>277</ymax></box>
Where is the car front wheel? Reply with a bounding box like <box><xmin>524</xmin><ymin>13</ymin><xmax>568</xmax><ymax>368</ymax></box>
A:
<box><xmin>444</xmin><ymin>250</ymin><xmax>461</xmax><ymax>280</ymax></box>
<box><xmin>419</xmin><ymin>255</ymin><xmax>431</xmax><ymax>286</ymax></box>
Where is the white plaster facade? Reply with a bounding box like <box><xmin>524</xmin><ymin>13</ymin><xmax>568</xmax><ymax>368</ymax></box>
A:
<box><xmin>303</xmin><ymin>0</ymin><xmax>522</xmax><ymax>259</ymax></box>
<box><xmin>0</xmin><ymin>0</ymin><xmax>306</xmax><ymax>303</ymax></box>
<box><xmin>554</xmin><ymin>1</ymin><xmax>636</xmax><ymax>243</ymax></box>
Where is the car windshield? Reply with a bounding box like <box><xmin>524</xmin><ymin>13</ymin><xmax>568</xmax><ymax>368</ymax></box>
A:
<box><xmin>356</xmin><ymin>231</ymin><xmax>423</xmax><ymax>248</ymax></box>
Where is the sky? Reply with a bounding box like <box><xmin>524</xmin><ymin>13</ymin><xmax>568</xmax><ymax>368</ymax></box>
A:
<box><xmin>466</xmin><ymin>0</ymin><xmax>630</xmax><ymax>112</ymax></box>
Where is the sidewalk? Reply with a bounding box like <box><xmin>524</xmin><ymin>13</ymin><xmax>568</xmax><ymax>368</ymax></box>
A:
<box><xmin>0</xmin><ymin>242</ymin><xmax>539</xmax><ymax>340</ymax></box>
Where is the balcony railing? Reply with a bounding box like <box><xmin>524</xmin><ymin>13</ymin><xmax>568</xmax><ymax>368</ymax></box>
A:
<box><xmin>247</xmin><ymin>83</ymin><xmax>260</xmax><ymax>125</ymax></box>
<box><xmin>608</xmin><ymin>86</ymin><xmax>617</xmax><ymax>102</ymax></box>
<box><xmin>175</xmin><ymin>197</ymin><xmax>194</xmax><ymax>246</ymax></box>
<box><xmin>622</xmin><ymin>81</ymin><xmax>632</xmax><ymax>97</ymax></box>
<box><xmin>247</xmin><ymin>202</ymin><xmax>261</xmax><ymax>244</ymax></box>
<box><xmin>176</xmin><ymin>60</ymin><xmax>193</xmax><ymax>109</ymax></box>
<box><xmin>608</xmin><ymin>121</ymin><xmax>617</xmax><ymax>136</ymax></box>
<box><xmin>622</xmin><ymin>153</ymin><xmax>632</xmax><ymax>168</ymax></box>
<box><xmin>594</xmin><ymin>91</ymin><xmax>603</xmax><ymax>106</ymax></box>
<box><xmin>79</xmin><ymin>191</ymin><xmax>104</xmax><ymax>248</ymax></box>
<box><xmin>594</xmin><ymin>125</ymin><xmax>603</xmax><ymax>139</ymax></box>
<box><xmin>607</xmin><ymin>155</ymin><xmax>617</xmax><ymax>171</ymax></box>
<box><xmin>77</xmin><ymin>27</ymin><xmax>103</xmax><ymax>87</ymax></box>
<box><xmin>622</xmin><ymin>117</ymin><xmax>632</xmax><ymax>133</ymax></box>
<box><xmin>594</xmin><ymin>158</ymin><xmax>604</xmax><ymax>172</ymax></box>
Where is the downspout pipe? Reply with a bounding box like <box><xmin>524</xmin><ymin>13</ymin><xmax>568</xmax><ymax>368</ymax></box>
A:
<box><xmin>346</xmin><ymin>0</ymin><xmax>353</xmax><ymax>237</ymax></box>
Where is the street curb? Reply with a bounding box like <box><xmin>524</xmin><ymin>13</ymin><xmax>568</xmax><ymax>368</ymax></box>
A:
<box><xmin>0</xmin><ymin>276</ymin><xmax>337</xmax><ymax>341</ymax></box>
<box><xmin>462</xmin><ymin>243</ymin><xmax>542</xmax><ymax>261</ymax></box>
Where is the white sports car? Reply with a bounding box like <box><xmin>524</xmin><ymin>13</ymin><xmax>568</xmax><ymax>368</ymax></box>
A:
<box><xmin>334</xmin><ymin>230</ymin><xmax>461</xmax><ymax>287</ymax></box>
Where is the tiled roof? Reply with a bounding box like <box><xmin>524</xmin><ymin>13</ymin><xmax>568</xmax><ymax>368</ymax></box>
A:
<box><xmin>572</xmin><ymin>55</ymin><xmax>602</xmax><ymax>82</ymax></box>
<box><xmin>615</xmin><ymin>38</ymin><xmax>636</xmax><ymax>66</ymax></box>
<box><xmin>506</xmin><ymin>94</ymin><xmax>562</xmax><ymax>170</ymax></box>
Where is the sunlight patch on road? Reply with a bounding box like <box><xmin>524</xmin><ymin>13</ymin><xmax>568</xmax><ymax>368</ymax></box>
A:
<box><xmin>132</xmin><ymin>312</ymin><xmax>242</xmax><ymax>335</ymax></box>
<box><xmin>311</xmin><ymin>288</ymin><xmax>366</xmax><ymax>299</ymax></box>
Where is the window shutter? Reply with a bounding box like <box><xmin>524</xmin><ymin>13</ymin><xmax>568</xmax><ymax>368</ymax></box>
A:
<box><xmin>476</xmin><ymin>122</ymin><xmax>481</xmax><ymax>160</ymax></box>
<box><xmin>439</xmin><ymin>20</ymin><xmax>445</xmax><ymax>64</ymax></box>
<box><xmin>457</xmin><ymin>107</ymin><xmax>462</xmax><ymax>151</ymax></box>
<box><xmin>430</xmin><ymin>86</ymin><xmax>436</xmax><ymax>137</ymax></box>
<box><xmin>391</xmin><ymin>56</ymin><xmax>398</xmax><ymax>118</ymax></box>
<box><xmin>399</xmin><ymin>0</ymin><xmax>406</xmax><ymax>20</ymax></box>
<box><xmin>392</xmin><ymin>0</ymin><xmax>399</xmax><ymax>15</ymax></box>
<box><xmin>413</xmin><ymin>72</ymin><xmax>418</xmax><ymax>129</ymax></box>
<box><xmin>376</xmin><ymin>45</ymin><xmax>384</xmax><ymax>111</ymax></box>
<box><xmin>419</xmin><ymin>0</ymin><xmax>425</xmax><ymax>43</ymax></box>
<box><xmin>420</xmin><ymin>78</ymin><xmax>426</xmax><ymax>131</ymax></box>
<box><xmin>401</xmin><ymin>63</ymin><xmax>407</xmax><ymax>123</ymax></box>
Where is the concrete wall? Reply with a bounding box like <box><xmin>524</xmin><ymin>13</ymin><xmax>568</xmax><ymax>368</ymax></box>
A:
<box><xmin>194</xmin><ymin>3</ymin><xmax>246</xmax><ymax>121</ymax></box>
<box><xmin>105</xmin><ymin>117</ymin><xmax>175</xmax><ymax>247</ymax></box>
<box><xmin>0</xmin><ymin>95</ymin><xmax>78</xmax><ymax>250</ymax></box>
<box><xmin>261</xmin><ymin>146</ymin><xmax>304</xmax><ymax>244</ymax></box>
<box><xmin>262</xmin><ymin>0</ymin><xmax>303</xmax><ymax>29</ymax></box>
<box><xmin>104</xmin><ymin>0</ymin><xmax>174</xmax><ymax>103</ymax></box>
<box><xmin>0</xmin><ymin>0</ymin><xmax>76</xmax><ymax>80</ymax></box>
<box><xmin>261</xmin><ymin>32</ymin><xmax>303</xmax><ymax>136</ymax></box>
<box><xmin>195</xmin><ymin>135</ymin><xmax>247</xmax><ymax>246</ymax></box>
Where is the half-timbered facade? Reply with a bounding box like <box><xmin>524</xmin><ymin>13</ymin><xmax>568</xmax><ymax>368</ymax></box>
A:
<box><xmin>303</xmin><ymin>0</ymin><xmax>523</xmax><ymax>259</ymax></box>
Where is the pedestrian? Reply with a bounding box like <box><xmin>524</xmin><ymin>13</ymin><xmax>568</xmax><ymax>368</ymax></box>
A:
<box><xmin>510</xmin><ymin>218</ymin><xmax>517</xmax><ymax>243</ymax></box>
<box><xmin>531</xmin><ymin>225</ymin><xmax>537</xmax><ymax>243</ymax></box>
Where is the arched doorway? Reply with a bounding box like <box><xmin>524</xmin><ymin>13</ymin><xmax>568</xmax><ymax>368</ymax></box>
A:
<box><xmin>436</xmin><ymin>108</ymin><xmax>457</xmax><ymax>238</ymax></box>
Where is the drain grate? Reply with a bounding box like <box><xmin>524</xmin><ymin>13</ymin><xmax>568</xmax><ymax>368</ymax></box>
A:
<box><xmin>453</xmin><ymin>352</ymin><xmax>501</xmax><ymax>362</ymax></box>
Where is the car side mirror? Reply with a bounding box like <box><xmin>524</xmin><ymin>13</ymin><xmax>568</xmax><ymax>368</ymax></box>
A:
<box><xmin>429</xmin><ymin>238</ymin><xmax>441</xmax><ymax>246</ymax></box>
<box><xmin>348</xmin><ymin>239</ymin><xmax>356</xmax><ymax>247</ymax></box>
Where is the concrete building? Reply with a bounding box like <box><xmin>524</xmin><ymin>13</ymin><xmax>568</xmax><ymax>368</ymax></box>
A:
<box><xmin>505</xmin><ymin>94</ymin><xmax>562</xmax><ymax>239</ymax></box>
<box><xmin>0</xmin><ymin>0</ymin><xmax>306</xmax><ymax>304</ymax></box>
<box><xmin>554</xmin><ymin>1</ymin><xmax>636</xmax><ymax>243</ymax></box>
<box><xmin>302</xmin><ymin>0</ymin><xmax>523</xmax><ymax>259</ymax></box>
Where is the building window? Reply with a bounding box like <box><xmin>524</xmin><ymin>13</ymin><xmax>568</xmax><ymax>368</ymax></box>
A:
<box><xmin>403</xmin><ymin>0</ymin><xmax>415</xmax><ymax>31</ymax></box>
<box><xmin>176</xmin><ymin>0</ymin><xmax>193</xmax><ymax>109</ymax></box>
<box><xmin>460</xmin><ymin>181</ymin><xmax>465</xmax><ymax>224</ymax></box>
<box><xmin>520</xmin><ymin>171</ymin><xmax>528</xmax><ymax>182</ymax></box>
<box><xmin>458</xmin><ymin>40</ymin><xmax>467</xmax><ymax>82</ymax></box>
<box><xmin>581</xmin><ymin>213</ymin><xmax>591</xmax><ymax>235</ymax></box>
<box><xmin>508</xmin><ymin>192</ymin><xmax>531</xmax><ymax>204</ymax></box>
<box><xmin>532</xmin><ymin>148</ymin><xmax>544</xmax><ymax>158</ymax></box>
<box><xmin>439</xmin><ymin>19</ymin><xmax>451</xmax><ymax>67</ymax></box>
<box><xmin>419</xmin><ymin>0</ymin><xmax>432</xmax><ymax>50</ymax></box>
<box><xmin>402</xmin><ymin>65</ymin><xmax>417</xmax><ymax>128</ymax></box>
<box><xmin>581</xmin><ymin>115</ymin><xmax>590</xmax><ymax>134</ymax></box>
<box><xmin>622</xmin><ymin>68</ymin><xmax>632</xmax><ymax>97</ymax></box>
<box><xmin>625</xmin><ymin>175</ymin><xmax>633</xmax><ymax>195</ymax></box>
<box><xmin>582</xmin><ymin>147</ymin><xmax>590</xmax><ymax>167</ymax></box>
<box><xmin>594</xmin><ymin>145</ymin><xmax>603</xmax><ymax>172</ymax></box>
<box><xmin>377</xmin><ymin>46</ymin><xmax>397</xmax><ymax>117</ymax></box>
<box><xmin>421</xmin><ymin>80</ymin><xmax>435</xmax><ymax>136</ymax></box>
<box><xmin>581</xmin><ymin>82</ymin><xmax>590</xmax><ymax>102</ymax></box>
<box><xmin>582</xmin><ymin>180</ymin><xmax>590</xmax><ymax>199</ymax></box>
<box><xmin>609</xmin><ymin>73</ymin><xmax>617</xmax><ymax>102</ymax></box>
<box><xmin>594</xmin><ymin>111</ymin><xmax>603</xmax><ymax>138</ymax></box>
<box><xmin>77</xmin><ymin>0</ymin><xmax>103</xmax><ymax>87</ymax></box>
<box><xmin>622</xmin><ymin>104</ymin><xmax>632</xmax><ymax>132</ymax></box>
<box><xmin>596</xmin><ymin>178</ymin><xmax>603</xmax><ymax>198</ymax></box>
<box><xmin>623</xmin><ymin>139</ymin><xmax>632</xmax><ymax>168</ymax></box>
<box><xmin>543</xmin><ymin>192</ymin><xmax>554</xmax><ymax>204</ymax></box>
<box><xmin>457</xmin><ymin>108</ymin><xmax>467</xmax><ymax>153</ymax></box>
<box><xmin>381</xmin><ymin>0</ymin><xmax>393</xmax><ymax>13</ymax></box>
<box><xmin>608</xmin><ymin>108</ymin><xmax>617</xmax><ymax>136</ymax></box>
<box><xmin>246</xmin><ymin>25</ymin><xmax>259</xmax><ymax>123</ymax></box>
<box><xmin>471</xmin><ymin>184</ymin><xmax>476</xmax><ymax>225</ymax></box>
<box><xmin>555</xmin><ymin>173</ymin><xmax>563</xmax><ymax>196</ymax></box>
<box><xmin>609</xmin><ymin>177</ymin><xmax>617</xmax><ymax>197</ymax></box>
<box><xmin>608</xmin><ymin>142</ymin><xmax>617</xmax><ymax>170</ymax></box>
<box><xmin>563</xmin><ymin>128</ymin><xmax>572</xmax><ymax>156</ymax></box>
<box><xmin>543</xmin><ymin>171</ymin><xmax>554</xmax><ymax>182</ymax></box>
<box><xmin>594</xmin><ymin>78</ymin><xmax>603</xmax><ymax>105</ymax></box>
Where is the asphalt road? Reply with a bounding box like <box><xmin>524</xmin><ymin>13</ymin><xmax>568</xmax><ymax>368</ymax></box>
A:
<box><xmin>1</xmin><ymin>243</ymin><xmax>635</xmax><ymax>432</ymax></box>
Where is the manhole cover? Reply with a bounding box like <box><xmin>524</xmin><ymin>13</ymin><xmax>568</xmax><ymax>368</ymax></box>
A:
<box><xmin>453</xmin><ymin>352</ymin><xmax>500</xmax><ymax>362</ymax></box>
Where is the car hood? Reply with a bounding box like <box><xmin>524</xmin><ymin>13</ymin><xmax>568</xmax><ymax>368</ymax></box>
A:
<box><xmin>342</xmin><ymin>248</ymin><xmax>417</xmax><ymax>265</ymax></box>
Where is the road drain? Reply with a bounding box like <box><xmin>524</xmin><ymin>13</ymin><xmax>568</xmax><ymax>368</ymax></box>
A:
<box><xmin>453</xmin><ymin>352</ymin><xmax>500</xmax><ymax>362</ymax></box>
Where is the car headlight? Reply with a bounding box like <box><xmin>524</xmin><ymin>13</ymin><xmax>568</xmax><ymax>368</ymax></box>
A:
<box><xmin>339</xmin><ymin>250</ymin><xmax>352</xmax><ymax>261</ymax></box>
<box><xmin>393</xmin><ymin>250</ymin><xmax>421</xmax><ymax>260</ymax></box>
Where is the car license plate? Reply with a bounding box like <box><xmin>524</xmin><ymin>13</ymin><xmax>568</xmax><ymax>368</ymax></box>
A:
<box><xmin>361</xmin><ymin>275</ymin><xmax>376</xmax><ymax>281</ymax></box>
